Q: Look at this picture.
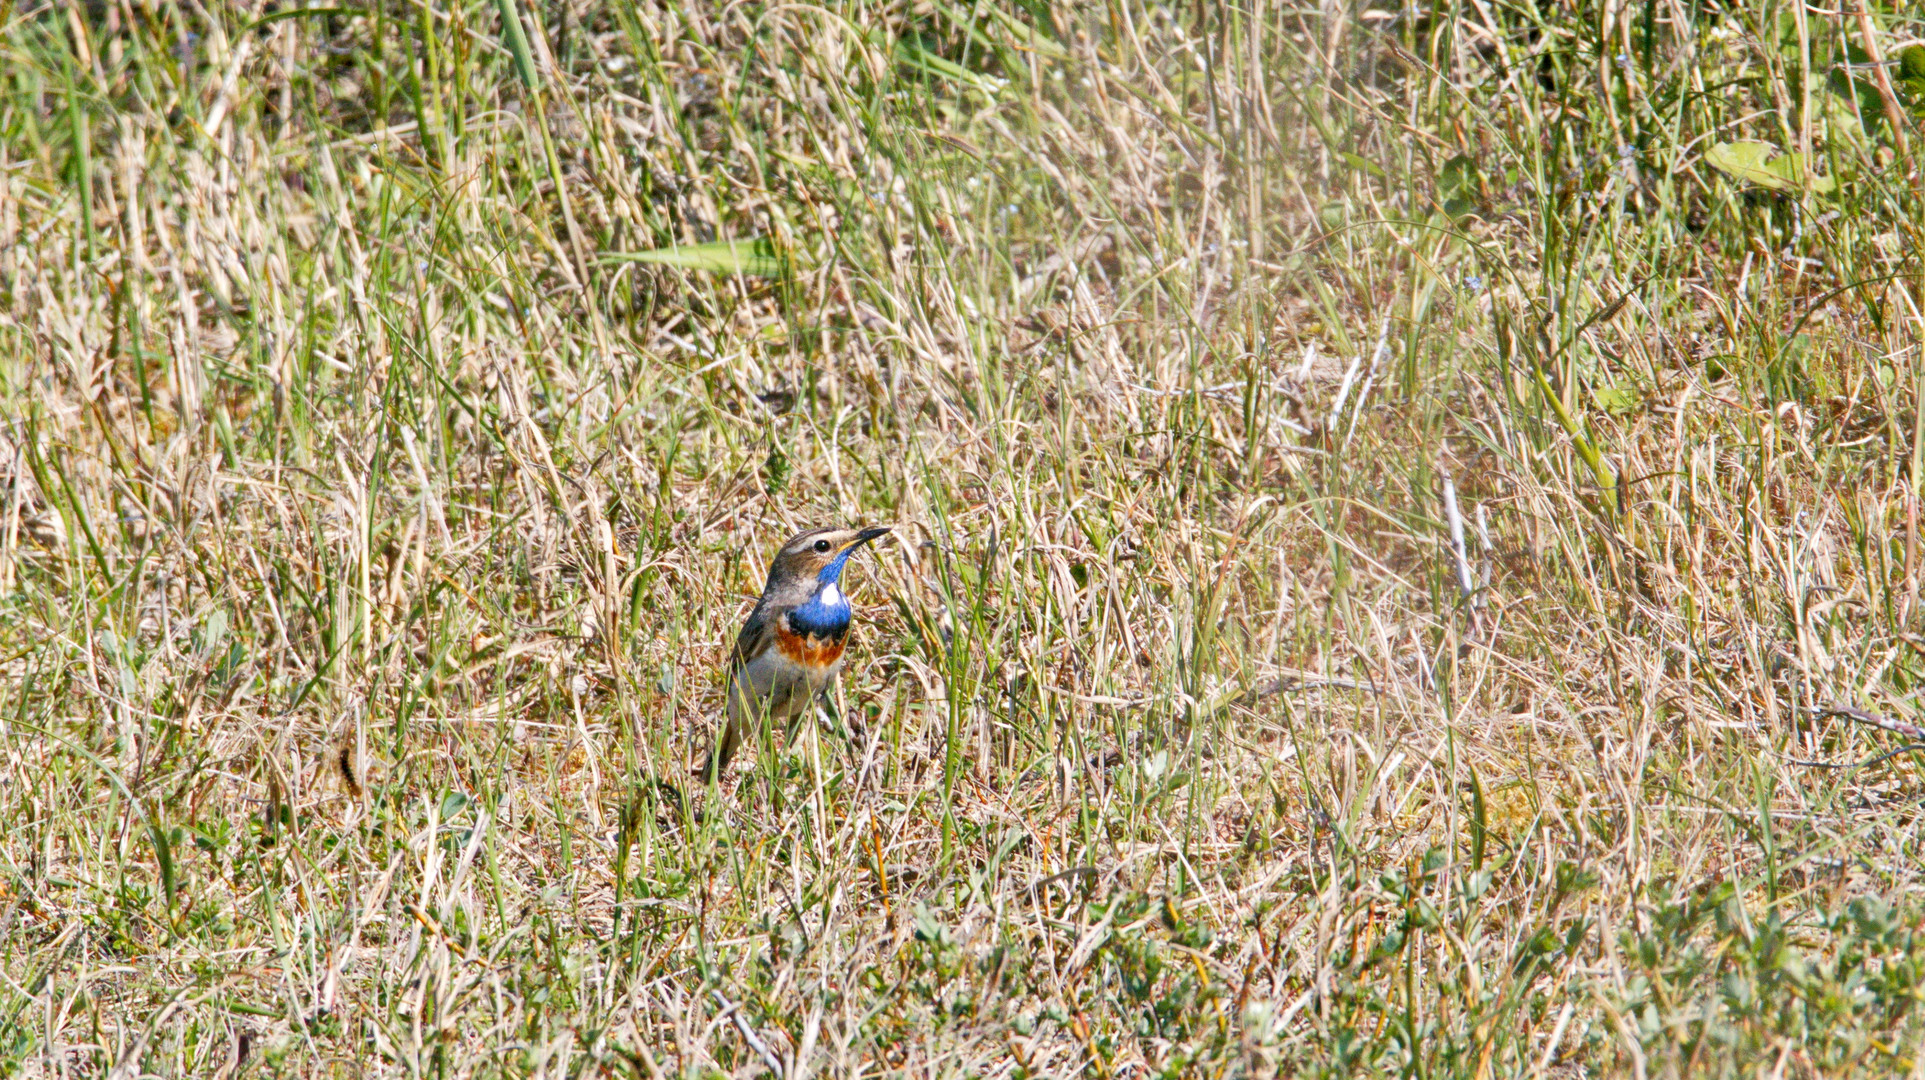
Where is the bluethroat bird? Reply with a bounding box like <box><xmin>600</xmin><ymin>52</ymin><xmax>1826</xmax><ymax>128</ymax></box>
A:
<box><xmin>700</xmin><ymin>524</ymin><xmax>892</xmax><ymax>780</ymax></box>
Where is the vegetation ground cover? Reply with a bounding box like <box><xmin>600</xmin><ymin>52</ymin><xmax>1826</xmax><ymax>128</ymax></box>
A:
<box><xmin>3</xmin><ymin>0</ymin><xmax>1925</xmax><ymax>1075</ymax></box>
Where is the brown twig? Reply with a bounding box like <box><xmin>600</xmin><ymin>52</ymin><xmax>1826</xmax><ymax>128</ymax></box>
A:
<box><xmin>1787</xmin><ymin>703</ymin><xmax>1925</xmax><ymax>769</ymax></box>
<box><xmin>1818</xmin><ymin>702</ymin><xmax>1925</xmax><ymax>742</ymax></box>
<box><xmin>1850</xmin><ymin>0</ymin><xmax>1912</xmax><ymax>166</ymax></box>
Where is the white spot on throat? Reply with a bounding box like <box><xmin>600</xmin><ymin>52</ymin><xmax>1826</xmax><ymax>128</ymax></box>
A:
<box><xmin>820</xmin><ymin>582</ymin><xmax>844</xmax><ymax>606</ymax></box>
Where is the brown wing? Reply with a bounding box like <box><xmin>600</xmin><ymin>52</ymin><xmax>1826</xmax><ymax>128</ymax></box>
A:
<box><xmin>729</xmin><ymin>600</ymin><xmax>777</xmax><ymax>670</ymax></box>
<box><xmin>701</xmin><ymin>601</ymin><xmax>779</xmax><ymax>779</ymax></box>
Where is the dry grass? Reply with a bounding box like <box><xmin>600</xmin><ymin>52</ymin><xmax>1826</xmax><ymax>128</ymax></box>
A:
<box><xmin>3</xmin><ymin>0</ymin><xmax>1925</xmax><ymax>1076</ymax></box>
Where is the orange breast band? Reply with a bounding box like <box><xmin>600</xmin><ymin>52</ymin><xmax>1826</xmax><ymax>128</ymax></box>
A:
<box><xmin>775</xmin><ymin>622</ymin><xmax>847</xmax><ymax>669</ymax></box>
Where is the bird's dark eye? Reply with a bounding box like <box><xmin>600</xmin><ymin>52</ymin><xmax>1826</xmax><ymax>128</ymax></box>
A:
<box><xmin>812</xmin><ymin>539</ymin><xmax>833</xmax><ymax>553</ymax></box>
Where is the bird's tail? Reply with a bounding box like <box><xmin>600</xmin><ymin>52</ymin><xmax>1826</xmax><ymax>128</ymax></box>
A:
<box><xmin>695</xmin><ymin>698</ymin><xmax>745</xmax><ymax>780</ymax></box>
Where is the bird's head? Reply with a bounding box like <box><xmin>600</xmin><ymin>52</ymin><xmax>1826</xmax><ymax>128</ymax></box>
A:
<box><xmin>767</xmin><ymin>525</ymin><xmax>892</xmax><ymax>591</ymax></box>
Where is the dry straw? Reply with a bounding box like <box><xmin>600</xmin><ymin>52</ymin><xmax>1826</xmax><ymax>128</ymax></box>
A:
<box><xmin>1</xmin><ymin>1</ymin><xmax>1922</xmax><ymax>1076</ymax></box>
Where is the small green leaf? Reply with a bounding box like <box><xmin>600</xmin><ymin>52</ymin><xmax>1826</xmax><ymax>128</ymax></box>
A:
<box><xmin>241</xmin><ymin>6</ymin><xmax>368</xmax><ymax>35</ymax></box>
<box><xmin>197</xmin><ymin>609</ymin><xmax>228</xmax><ymax>655</ymax></box>
<box><xmin>968</xmin><ymin>2</ymin><xmax>1069</xmax><ymax>59</ymax></box>
<box><xmin>604</xmin><ymin>237</ymin><xmax>790</xmax><ymax>276</ymax></box>
<box><xmin>1899</xmin><ymin>47</ymin><xmax>1925</xmax><ymax>105</ymax></box>
<box><xmin>1437</xmin><ymin>152</ymin><xmax>1480</xmax><ymax>216</ymax></box>
<box><xmin>1593</xmin><ymin>385</ymin><xmax>1641</xmax><ymax>416</ymax></box>
<box><xmin>896</xmin><ymin>39</ymin><xmax>1006</xmax><ymax>95</ymax></box>
<box><xmin>150</xmin><ymin>819</ymin><xmax>178</xmax><ymax>920</ymax></box>
<box><xmin>762</xmin><ymin>448</ymin><xmax>790</xmax><ymax>494</ymax></box>
<box><xmin>1900</xmin><ymin>45</ymin><xmax>1925</xmax><ymax>83</ymax></box>
<box><xmin>1341</xmin><ymin>152</ymin><xmax>1387</xmax><ymax>179</ymax></box>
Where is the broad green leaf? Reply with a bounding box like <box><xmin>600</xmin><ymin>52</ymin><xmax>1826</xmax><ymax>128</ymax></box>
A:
<box><xmin>496</xmin><ymin>0</ymin><xmax>539</xmax><ymax>90</ymax></box>
<box><xmin>604</xmin><ymin>237</ymin><xmax>790</xmax><ymax>276</ymax></box>
<box><xmin>1768</xmin><ymin>153</ymin><xmax>1835</xmax><ymax>194</ymax></box>
<box><xmin>1819</xmin><ymin>77</ymin><xmax>1876</xmax><ymax>145</ymax></box>
<box><xmin>1704</xmin><ymin>141</ymin><xmax>1835</xmax><ymax>194</ymax></box>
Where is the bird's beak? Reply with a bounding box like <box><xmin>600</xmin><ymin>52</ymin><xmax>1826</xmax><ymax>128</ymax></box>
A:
<box><xmin>850</xmin><ymin>526</ymin><xmax>892</xmax><ymax>548</ymax></box>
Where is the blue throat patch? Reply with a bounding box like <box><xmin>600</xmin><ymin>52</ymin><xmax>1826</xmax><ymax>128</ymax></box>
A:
<box><xmin>817</xmin><ymin>546</ymin><xmax>858</xmax><ymax>584</ymax></box>
<box><xmin>788</xmin><ymin>547</ymin><xmax>856</xmax><ymax>638</ymax></box>
<box><xmin>788</xmin><ymin>583</ymin><xmax>851</xmax><ymax>638</ymax></box>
